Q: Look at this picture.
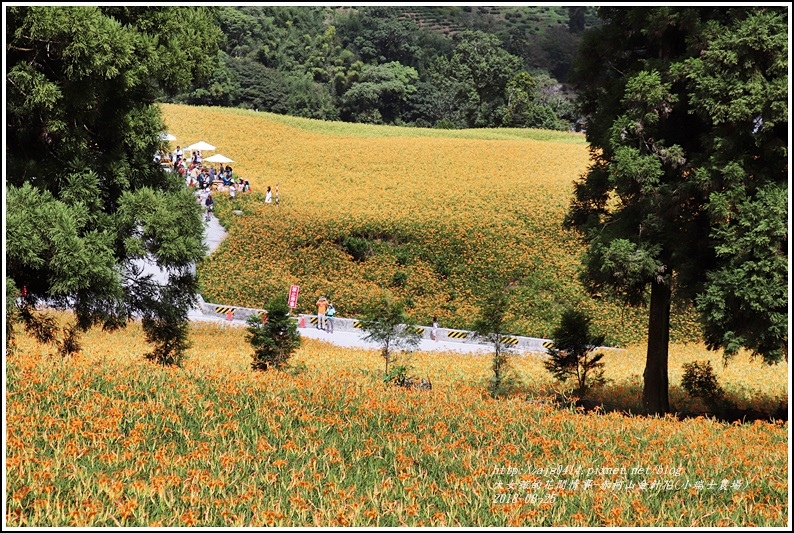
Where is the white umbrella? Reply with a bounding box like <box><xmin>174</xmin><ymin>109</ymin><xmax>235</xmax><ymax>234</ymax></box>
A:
<box><xmin>204</xmin><ymin>154</ymin><xmax>234</xmax><ymax>164</ymax></box>
<box><xmin>159</xmin><ymin>132</ymin><xmax>177</xmax><ymax>141</ymax></box>
<box><xmin>184</xmin><ymin>141</ymin><xmax>216</xmax><ymax>151</ymax></box>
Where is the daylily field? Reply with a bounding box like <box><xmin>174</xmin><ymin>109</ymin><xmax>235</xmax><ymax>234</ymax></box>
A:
<box><xmin>5</xmin><ymin>105</ymin><xmax>789</xmax><ymax>527</ymax></box>
<box><xmin>5</xmin><ymin>318</ymin><xmax>789</xmax><ymax>527</ymax></box>
<box><xmin>162</xmin><ymin>104</ymin><xmax>699</xmax><ymax>347</ymax></box>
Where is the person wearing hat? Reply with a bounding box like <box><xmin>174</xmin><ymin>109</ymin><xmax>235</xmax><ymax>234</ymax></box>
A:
<box><xmin>316</xmin><ymin>296</ymin><xmax>328</xmax><ymax>331</ymax></box>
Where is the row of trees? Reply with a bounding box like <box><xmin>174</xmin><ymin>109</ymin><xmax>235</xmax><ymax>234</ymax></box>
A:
<box><xmin>170</xmin><ymin>6</ymin><xmax>581</xmax><ymax>130</ymax></box>
<box><xmin>247</xmin><ymin>289</ymin><xmax>604</xmax><ymax>402</ymax></box>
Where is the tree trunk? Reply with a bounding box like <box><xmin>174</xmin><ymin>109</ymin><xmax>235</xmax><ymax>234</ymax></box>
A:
<box><xmin>642</xmin><ymin>276</ymin><xmax>671</xmax><ymax>415</ymax></box>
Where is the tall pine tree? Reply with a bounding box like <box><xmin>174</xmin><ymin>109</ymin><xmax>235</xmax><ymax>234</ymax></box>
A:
<box><xmin>567</xmin><ymin>7</ymin><xmax>788</xmax><ymax>414</ymax></box>
<box><xmin>6</xmin><ymin>6</ymin><xmax>222</xmax><ymax>360</ymax></box>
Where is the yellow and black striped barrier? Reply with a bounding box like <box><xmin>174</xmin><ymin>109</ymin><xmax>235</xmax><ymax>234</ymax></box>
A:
<box><xmin>543</xmin><ymin>341</ymin><xmax>554</xmax><ymax>349</ymax></box>
<box><xmin>309</xmin><ymin>316</ymin><xmax>319</xmax><ymax>325</ymax></box>
<box><xmin>215</xmin><ymin>307</ymin><xmax>235</xmax><ymax>315</ymax></box>
<box><xmin>502</xmin><ymin>337</ymin><xmax>519</xmax><ymax>346</ymax></box>
<box><xmin>447</xmin><ymin>331</ymin><xmax>469</xmax><ymax>339</ymax></box>
<box><xmin>353</xmin><ymin>321</ymin><xmax>363</xmax><ymax>329</ymax></box>
<box><xmin>406</xmin><ymin>326</ymin><xmax>424</xmax><ymax>335</ymax></box>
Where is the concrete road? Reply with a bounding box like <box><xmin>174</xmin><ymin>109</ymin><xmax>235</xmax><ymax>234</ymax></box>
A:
<box><xmin>149</xmin><ymin>195</ymin><xmax>538</xmax><ymax>356</ymax></box>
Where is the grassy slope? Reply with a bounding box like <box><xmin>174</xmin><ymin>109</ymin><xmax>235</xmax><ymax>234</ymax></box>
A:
<box><xmin>162</xmin><ymin>104</ymin><xmax>701</xmax><ymax>347</ymax></box>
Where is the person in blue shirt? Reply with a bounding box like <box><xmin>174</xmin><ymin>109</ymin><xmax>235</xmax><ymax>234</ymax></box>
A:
<box><xmin>326</xmin><ymin>302</ymin><xmax>336</xmax><ymax>333</ymax></box>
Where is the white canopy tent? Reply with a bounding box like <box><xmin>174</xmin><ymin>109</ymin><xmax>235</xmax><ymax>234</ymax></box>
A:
<box><xmin>158</xmin><ymin>132</ymin><xmax>177</xmax><ymax>141</ymax></box>
<box><xmin>184</xmin><ymin>141</ymin><xmax>216</xmax><ymax>151</ymax></box>
<box><xmin>204</xmin><ymin>154</ymin><xmax>234</xmax><ymax>164</ymax></box>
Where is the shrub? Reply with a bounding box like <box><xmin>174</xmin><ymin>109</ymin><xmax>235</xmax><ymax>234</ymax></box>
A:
<box><xmin>141</xmin><ymin>278</ymin><xmax>197</xmax><ymax>367</ymax></box>
<box><xmin>680</xmin><ymin>360</ymin><xmax>725</xmax><ymax>411</ymax></box>
<box><xmin>358</xmin><ymin>294</ymin><xmax>422</xmax><ymax>375</ymax></box>
<box><xmin>391</xmin><ymin>270</ymin><xmax>409</xmax><ymax>288</ymax></box>
<box><xmin>384</xmin><ymin>363</ymin><xmax>412</xmax><ymax>386</ymax></box>
<box><xmin>543</xmin><ymin>308</ymin><xmax>606</xmax><ymax>395</ymax></box>
<box><xmin>246</xmin><ymin>293</ymin><xmax>302</xmax><ymax>371</ymax></box>
<box><xmin>384</xmin><ymin>363</ymin><xmax>432</xmax><ymax>391</ymax></box>
<box><xmin>471</xmin><ymin>288</ymin><xmax>521</xmax><ymax>398</ymax></box>
<box><xmin>142</xmin><ymin>315</ymin><xmax>190</xmax><ymax>367</ymax></box>
<box><xmin>341</xmin><ymin>236</ymin><xmax>372</xmax><ymax>262</ymax></box>
<box><xmin>434</xmin><ymin>118</ymin><xmax>457</xmax><ymax>129</ymax></box>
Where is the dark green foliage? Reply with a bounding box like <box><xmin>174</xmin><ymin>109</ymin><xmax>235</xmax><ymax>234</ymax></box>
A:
<box><xmin>246</xmin><ymin>293</ymin><xmax>302</xmax><ymax>371</ymax></box>
<box><xmin>567</xmin><ymin>7</ymin><xmax>788</xmax><ymax>413</ymax></box>
<box><xmin>383</xmin><ymin>364</ymin><xmax>411</xmax><ymax>387</ymax></box>
<box><xmin>138</xmin><ymin>270</ymin><xmax>198</xmax><ymax>367</ymax></box>
<box><xmin>337</xmin><ymin>6</ymin><xmax>423</xmax><ymax>67</ymax></box>
<box><xmin>434</xmin><ymin>119</ymin><xmax>458</xmax><ymax>130</ymax></box>
<box><xmin>16</xmin><ymin>301</ymin><xmax>57</xmax><ymax>347</ymax></box>
<box><xmin>391</xmin><ymin>270</ymin><xmax>409</xmax><ymax>288</ymax></box>
<box><xmin>358</xmin><ymin>294</ymin><xmax>422</xmax><ymax>375</ymax></box>
<box><xmin>341</xmin><ymin>61</ymin><xmax>419</xmax><ymax>124</ymax></box>
<box><xmin>168</xmin><ymin>6</ymin><xmax>579</xmax><ymax>129</ymax></box>
<box><xmin>680</xmin><ymin>361</ymin><xmax>724</xmax><ymax>407</ymax></box>
<box><xmin>679</xmin><ymin>360</ymin><xmax>744</xmax><ymax>419</ymax></box>
<box><xmin>341</xmin><ymin>236</ymin><xmax>373</xmax><ymax>262</ymax></box>
<box><xmin>5</xmin><ymin>280</ymin><xmax>21</xmax><ymax>356</ymax></box>
<box><xmin>6</xmin><ymin>6</ymin><xmax>221</xmax><ymax>361</ymax></box>
<box><xmin>544</xmin><ymin>309</ymin><xmax>607</xmax><ymax>395</ymax></box>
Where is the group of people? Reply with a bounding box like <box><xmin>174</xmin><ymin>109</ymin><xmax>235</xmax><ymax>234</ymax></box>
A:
<box><xmin>315</xmin><ymin>296</ymin><xmax>336</xmax><ymax>333</ymax></box>
<box><xmin>156</xmin><ymin>145</ymin><xmax>202</xmax><ymax>170</ymax></box>
<box><xmin>314</xmin><ymin>297</ymin><xmax>440</xmax><ymax>341</ymax></box>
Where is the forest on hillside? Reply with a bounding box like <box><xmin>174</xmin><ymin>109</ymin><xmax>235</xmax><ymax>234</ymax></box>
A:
<box><xmin>167</xmin><ymin>5</ymin><xmax>599</xmax><ymax>130</ymax></box>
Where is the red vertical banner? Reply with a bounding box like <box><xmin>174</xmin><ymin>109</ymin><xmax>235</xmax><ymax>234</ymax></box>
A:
<box><xmin>288</xmin><ymin>285</ymin><xmax>300</xmax><ymax>309</ymax></box>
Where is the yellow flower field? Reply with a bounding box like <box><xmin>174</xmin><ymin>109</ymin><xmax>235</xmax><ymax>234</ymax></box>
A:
<box><xmin>6</xmin><ymin>318</ymin><xmax>788</xmax><ymax>527</ymax></box>
<box><xmin>160</xmin><ymin>104</ymin><xmax>700</xmax><ymax>346</ymax></box>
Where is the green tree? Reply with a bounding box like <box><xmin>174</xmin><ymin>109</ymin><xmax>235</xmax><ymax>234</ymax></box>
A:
<box><xmin>6</xmin><ymin>6</ymin><xmax>222</xmax><ymax>361</ymax></box>
<box><xmin>336</xmin><ymin>6</ymin><xmax>422</xmax><ymax>67</ymax></box>
<box><xmin>567</xmin><ymin>7</ymin><xmax>788</xmax><ymax>414</ymax></box>
<box><xmin>447</xmin><ymin>30</ymin><xmax>523</xmax><ymax>127</ymax></box>
<box><xmin>502</xmin><ymin>71</ymin><xmax>537</xmax><ymax>127</ymax></box>
<box><xmin>246</xmin><ymin>294</ymin><xmax>302</xmax><ymax>371</ymax></box>
<box><xmin>544</xmin><ymin>309</ymin><xmax>607</xmax><ymax>395</ymax></box>
<box><xmin>358</xmin><ymin>294</ymin><xmax>422</xmax><ymax>375</ymax></box>
<box><xmin>471</xmin><ymin>288</ymin><xmax>520</xmax><ymax>398</ymax></box>
<box><xmin>341</xmin><ymin>61</ymin><xmax>419</xmax><ymax>124</ymax></box>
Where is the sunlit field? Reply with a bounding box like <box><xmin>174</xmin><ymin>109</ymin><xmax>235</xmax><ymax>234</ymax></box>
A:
<box><xmin>161</xmin><ymin>104</ymin><xmax>701</xmax><ymax>347</ymax></box>
<box><xmin>6</xmin><ymin>317</ymin><xmax>788</xmax><ymax>527</ymax></box>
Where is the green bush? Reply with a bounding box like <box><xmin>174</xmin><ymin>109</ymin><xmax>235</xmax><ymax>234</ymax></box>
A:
<box><xmin>680</xmin><ymin>360</ymin><xmax>724</xmax><ymax>409</ymax></box>
<box><xmin>471</xmin><ymin>287</ymin><xmax>522</xmax><ymax>398</ymax></box>
<box><xmin>246</xmin><ymin>293</ymin><xmax>302</xmax><ymax>371</ymax></box>
<box><xmin>391</xmin><ymin>270</ymin><xmax>409</xmax><ymax>288</ymax></box>
<box><xmin>341</xmin><ymin>236</ymin><xmax>373</xmax><ymax>262</ymax></box>
<box><xmin>434</xmin><ymin>119</ymin><xmax>457</xmax><ymax>130</ymax></box>
<box><xmin>543</xmin><ymin>308</ymin><xmax>607</xmax><ymax>395</ymax></box>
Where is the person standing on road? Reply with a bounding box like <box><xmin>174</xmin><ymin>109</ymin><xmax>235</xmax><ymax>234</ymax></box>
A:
<box><xmin>204</xmin><ymin>193</ymin><xmax>214</xmax><ymax>221</ymax></box>
<box><xmin>431</xmin><ymin>316</ymin><xmax>439</xmax><ymax>341</ymax></box>
<box><xmin>326</xmin><ymin>301</ymin><xmax>336</xmax><ymax>333</ymax></box>
<box><xmin>316</xmin><ymin>296</ymin><xmax>328</xmax><ymax>330</ymax></box>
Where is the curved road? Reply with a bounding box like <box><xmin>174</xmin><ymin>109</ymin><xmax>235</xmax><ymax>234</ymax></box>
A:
<box><xmin>140</xmin><ymin>204</ymin><xmax>496</xmax><ymax>355</ymax></box>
